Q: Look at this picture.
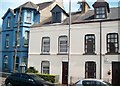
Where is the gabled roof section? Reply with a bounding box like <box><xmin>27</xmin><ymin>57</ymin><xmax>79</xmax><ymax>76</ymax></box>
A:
<box><xmin>15</xmin><ymin>1</ymin><xmax>38</xmax><ymax>10</ymax></box>
<box><xmin>2</xmin><ymin>8</ymin><xmax>14</xmax><ymax>19</ymax></box>
<box><xmin>51</xmin><ymin>4</ymin><xmax>69</xmax><ymax>17</ymax></box>
<box><xmin>37</xmin><ymin>1</ymin><xmax>53</xmax><ymax>10</ymax></box>
<box><xmin>92</xmin><ymin>0</ymin><xmax>110</xmax><ymax>13</ymax></box>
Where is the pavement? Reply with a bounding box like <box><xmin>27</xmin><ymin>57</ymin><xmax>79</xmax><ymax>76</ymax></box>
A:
<box><xmin>0</xmin><ymin>77</ymin><xmax>5</xmax><ymax>86</ymax></box>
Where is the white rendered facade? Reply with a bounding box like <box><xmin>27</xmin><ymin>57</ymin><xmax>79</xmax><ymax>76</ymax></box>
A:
<box><xmin>28</xmin><ymin>20</ymin><xmax>120</xmax><ymax>84</ymax></box>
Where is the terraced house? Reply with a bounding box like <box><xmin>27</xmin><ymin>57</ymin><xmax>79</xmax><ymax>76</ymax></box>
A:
<box><xmin>28</xmin><ymin>0</ymin><xmax>120</xmax><ymax>85</ymax></box>
<box><xmin>1</xmin><ymin>0</ymin><xmax>63</xmax><ymax>73</ymax></box>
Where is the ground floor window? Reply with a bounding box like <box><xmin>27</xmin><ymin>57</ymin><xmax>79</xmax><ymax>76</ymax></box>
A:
<box><xmin>85</xmin><ymin>61</ymin><xmax>96</xmax><ymax>78</ymax></box>
<box><xmin>21</xmin><ymin>57</ymin><xmax>27</xmax><ymax>66</ymax></box>
<box><xmin>41</xmin><ymin>61</ymin><xmax>50</xmax><ymax>74</ymax></box>
<box><xmin>13</xmin><ymin>56</ymin><xmax>19</xmax><ymax>71</ymax></box>
<box><xmin>3</xmin><ymin>55</ymin><xmax>8</xmax><ymax>70</ymax></box>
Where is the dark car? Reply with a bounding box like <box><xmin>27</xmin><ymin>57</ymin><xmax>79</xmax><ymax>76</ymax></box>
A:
<box><xmin>5</xmin><ymin>73</ymin><xmax>54</xmax><ymax>86</ymax></box>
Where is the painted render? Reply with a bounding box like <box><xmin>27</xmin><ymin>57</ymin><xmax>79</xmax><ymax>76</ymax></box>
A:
<box><xmin>28</xmin><ymin>20</ymin><xmax>120</xmax><ymax>84</ymax></box>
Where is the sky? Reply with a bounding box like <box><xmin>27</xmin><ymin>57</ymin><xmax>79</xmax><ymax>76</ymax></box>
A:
<box><xmin>0</xmin><ymin>0</ymin><xmax>119</xmax><ymax>26</ymax></box>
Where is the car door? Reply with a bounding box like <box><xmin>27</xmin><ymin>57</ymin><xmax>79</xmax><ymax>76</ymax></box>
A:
<box><xmin>12</xmin><ymin>73</ymin><xmax>21</xmax><ymax>86</ymax></box>
<box><xmin>20</xmin><ymin>74</ymin><xmax>35</xmax><ymax>86</ymax></box>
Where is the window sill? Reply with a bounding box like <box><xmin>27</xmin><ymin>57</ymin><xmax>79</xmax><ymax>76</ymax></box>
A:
<box><xmin>23</xmin><ymin>45</ymin><xmax>28</xmax><ymax>47</ymax></box>
<box><xmin>40</xmin><ymin>53</ymin><xmax>50</xmax><ymax>55</ymax></box>
<box><xmin>7</xmin><ymin>26</ymin><xmax>10</xmax><ymax>28</ymax></box>
<box><xmin>13</xmin><ymin>45</ymin><xmax>20</xmax><ymax>48</ymax></box>
<box><xmin>83</xmin><ymin>53</ymin><xmax>97</xmax><ymax>55</ymax></box>
<box><xmin>57</xmin><ymin>53</ymin><xmax>68</xmax><ymax>55</ymax></box>
<box><xmin>24</xmin><ymin>22</ymin><xmax>32</xmax><ymax>24</ymax></box>
<box><xmin>105</xmin><ymin>52</ymin><xmax>120</xmax><ymax>55</ymax></box>
<box><xmin>5</xmin><ymin>46</ymin><xmax>9</xmax><ymax>48</ymax></box>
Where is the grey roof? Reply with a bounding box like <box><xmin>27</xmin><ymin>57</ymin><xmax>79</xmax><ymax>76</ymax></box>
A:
<box><xmin>63</xmin><ymin>7</ymin><xmax>120</xmax><ymax>24</ymax></box>
<box><xmin>15</xmin><ymin>1</ymin><xmax>38</xmax><ymax>10</ymax></box>
<box><xmin>37</xmin><ymin>1</ymin><xmax>53</xmax><ymax>10</ymax></box>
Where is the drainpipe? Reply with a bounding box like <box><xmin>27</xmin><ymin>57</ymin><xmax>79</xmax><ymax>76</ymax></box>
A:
<box><xmin>68</xmin><ymin>0</ymin><xmax>71</xmax><ymax>85</ymax></box>
<box><xmin>13</xmin><ymin>7</ymin><xmax>22</xmax><ymax>72</ymax></box>
<box><xmin>100</xmin><ymin>21</ymin><xmax>102</xmax><ymax>79</ymax></box>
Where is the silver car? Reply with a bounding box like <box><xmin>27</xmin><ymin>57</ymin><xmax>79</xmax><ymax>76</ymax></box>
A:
<box><xmin>75</xmin><ymin>79</ymin><xmax>112</xmax><ymax>86</ymax></box>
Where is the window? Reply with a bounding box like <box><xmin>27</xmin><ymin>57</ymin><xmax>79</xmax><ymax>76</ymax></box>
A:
<box><xmin>107</xmin><ymin>33</ymin><xmax>119</xmax><ymax>54</ymax></box>
<box><xmin>41</xmin><ymin>37</ymin><xmax>50</xmax><ymax>54</ymax></box>
<box><xmin>3</xmin><ymin>55</ymin><xmax>8</xmax><ymax>69</ymax></box>
<box><xmin>26</xmin><ymin>11</ymin><xmax>31</xmax><ymax>22</ymax></box>
<box><xmin>52</xmin><ymin>12</ymin><xmax>61</xmax><ymax>23</ymax></box>
<box><xmin>58</xmin><ymin>36</ymin><xmax>68</xmax><ymax>54</ymax></box>
<box><xmin>85</xmin><ymin>61</ymin><xmax>96</xmax><ymax>78</ymax></box>
<box><xmin>21</xmin><ymin>57</ymin><xmax>27</xmax><ymax>66</ymax></box>
<box><xmin>41</xmin><ymin>61</ymin><xmax>50</xmax><ymax>74</ymax></box>
<box><xmin>85</xmin><ymin>34</ymin><xmax>95</xmax><ymax>54</ymax></box>
<box><xmin>95</xmin><ymin>7</ymin><xmax>106</xmax><ymax>19</ymax></box>
<box><xmin>13</xmin><ymin>56</ymin><xmax>19</xmax><ymax>71</ymax></box>
<box><xmin>7</xmin><ymin>17</ymin><xmax>11</xmax><ymax>27</ymax></box>
<box><xmin>24</xmin><ymin>31</ymin><xmax>29</xmax><ymax>46</ymax></box>
<box><xmin>5</xmin><ymin>34</ymin><xmax>9</xmax><ymax>48</ymax></box>
<box><xmin>15</xmin><ymin>31</ymin><xmax>20</xmax><ymax>46</ymax></box>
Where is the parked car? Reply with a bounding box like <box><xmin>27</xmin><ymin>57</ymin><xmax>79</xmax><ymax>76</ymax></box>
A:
<box><xmin>74</xmin><ymin>79</ymin><xmax>112</xmax><ymax>86</ymax></box>
<box><xmin>5</xmin><ymin>73</ymin><xmax>54</xmax><ymax>86</ymax></box>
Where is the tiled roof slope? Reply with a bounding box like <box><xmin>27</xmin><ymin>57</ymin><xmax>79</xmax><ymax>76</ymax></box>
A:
<box><xmin>37</xmin><ymin>1</ymin><xmax>53</xmax><ymax>10</ymax></box>
<box><xmin>15</xmin><ymin>1</ymin><xmax>38</xmax><ymax>10</ymax></box>
<box><xmin>63</xmin><ymin>7</ymin><xmax>120</xmax><ymax>24</ymax></box>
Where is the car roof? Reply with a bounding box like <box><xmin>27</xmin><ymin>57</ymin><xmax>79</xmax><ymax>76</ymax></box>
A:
<box><xmin>81</xmin><ymin>79</ymin><xmax>104</xmax><ymax>82</ymax></box>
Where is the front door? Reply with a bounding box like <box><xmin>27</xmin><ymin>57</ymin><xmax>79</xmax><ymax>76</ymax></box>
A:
<box><xmin>62</xmin><ymin>62</ymin><xmax>68</xmax><ymax>84</ymax></box>
<box><xmin>112</xmin><ymin>62</ymin><xmax>120</xmax><ymax>86</ymax></box>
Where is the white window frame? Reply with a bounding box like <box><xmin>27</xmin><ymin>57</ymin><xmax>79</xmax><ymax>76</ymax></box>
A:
<box><xmin>24</xmin><ymin>31</ymin><xmax>29</xmax><ymax>46</ymax></box>
<box><xmin>96</xmin><ymin>7</ymin><xmax>106</xmax><ymax>19</ymax></box>
<box><xmin>3</xmin><ymin>55</ymin><xmax>8</xmax><ymax>69</ymax></box>
<box><xmin>41</xmin><ymin>61</ymin><xmax>50</xmax><ymax>74</ymax></box>
<box><xmin>41</xmin><ymin>37</ymin><xmax>50</xmax><ymax>54</ymax></box>
<box><xmin>58</xmin><ymin>36</ymin><xmax>68</xmax><ymax>54</ymax></box>
<box><xmin>7</xmin><ymin>17</ymin><xmax>11</xmax><ymax>27</ymax></box>
<box><xmin>26</xmin><ymin>11</ymin><xmax>32</xmax><ymax>22</ymax></box>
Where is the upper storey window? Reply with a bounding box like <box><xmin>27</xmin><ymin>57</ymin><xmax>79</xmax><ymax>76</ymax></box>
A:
<box><xmin>26</xmin><ymin>11</ymin><xmax>32</xmax><ymax>22</ymax></box>
<box><xmin>7</xmin><ymin>17</ymin><xmax>11</xmax><ymax>27</ymax></box>
<box><xmin>95</xmin><ymin>7</ymin><xmax>106</xmax><ymax>19</ymax></box>
<box><xmin>107</xmin><ymin>33</ymin><xmax>119</xmax><ymax>54</ymax></box>
<box><xmin>58</xmin><ymin>36</ymin><xmax>68</xmax><ymax>54</ymax></box>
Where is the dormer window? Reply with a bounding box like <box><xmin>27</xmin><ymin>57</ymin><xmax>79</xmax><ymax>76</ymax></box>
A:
<box><xmin>95</xmin><ymin>7</ymin><xmax>106</xmax><ymax>19</ymax></box>
<box><xmin>52</xmin><ymin>12</ymin><xmax>61</xmax><ymax>23</ymax></box>
<box><xmin>92</xmin><ymin>0</ymin><xmax>110</xmax><ymax>19</ymax></box>
<box><xmin>51</xmin><ymin>5</ymin><xmax>69</xmax><ymax>24</ymax></box>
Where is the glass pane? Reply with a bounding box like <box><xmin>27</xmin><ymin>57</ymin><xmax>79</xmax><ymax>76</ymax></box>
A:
<box><xmin>59</xmin><ymin>36</ymin><xmax>68</xmax><ymax>53</ymax></box>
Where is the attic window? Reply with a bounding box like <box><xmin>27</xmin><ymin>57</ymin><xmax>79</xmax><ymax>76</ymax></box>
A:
<box><xmin>52</xmin><ymin>12</ymin><xmax>61</xmax><ymax>23</ymax></box>
<box><xmin>95</xmin><ymin>7</ymin><xmax>106</xmax><ymax>19</ymax></box>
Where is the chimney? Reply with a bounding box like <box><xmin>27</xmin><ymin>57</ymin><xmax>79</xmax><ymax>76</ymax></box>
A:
<box><xmin>78</xmin><ymin>0</ymin><xmax>90</xmax><ymax>13</ymax></box>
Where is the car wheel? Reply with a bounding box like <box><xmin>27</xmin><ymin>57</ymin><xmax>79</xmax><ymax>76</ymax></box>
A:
<box><xmin>6</xmin><ymin>82</ymin><xmax>13</xmax><ymax>86</ymax></box>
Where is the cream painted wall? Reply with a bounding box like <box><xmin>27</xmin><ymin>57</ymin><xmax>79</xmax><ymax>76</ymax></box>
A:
<box><xmin>28</xmin><ymin>20</ymin><xmax>120</xmax><ymax>84</ymax></box>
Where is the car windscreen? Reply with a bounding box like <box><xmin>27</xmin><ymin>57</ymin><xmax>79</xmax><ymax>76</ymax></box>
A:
<box><xmin>29</xmin><ymin>74</ymin><xmax>44</xmax><ymax>81</ymax></box>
